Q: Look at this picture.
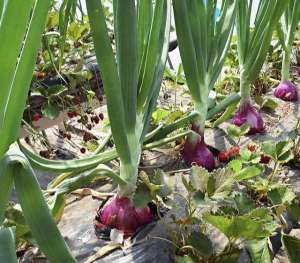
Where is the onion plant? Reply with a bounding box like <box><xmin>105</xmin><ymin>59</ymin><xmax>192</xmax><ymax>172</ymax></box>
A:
<box><xmin>0</xmin><ymin>0</ymin><xmax>75</xmax><ymax>261</ymax></box>
<box><xmin>173</xmin><ymin>0</ymin><xmax>237</xmax><ymax>170</ymax></box>
<box><xmin>85</xmin><ymin>0</ymin><xmax>171</xmax><ymax>236</ymax></box>
<box><xmin>274</xmin><ymin>0</ymin><xmax>300</xmax><ymax>102</ymax></box>
<box><xmin>232</xmin><ymin>0</ymin><xmax>289</xmax><ymax>134</ymax></box>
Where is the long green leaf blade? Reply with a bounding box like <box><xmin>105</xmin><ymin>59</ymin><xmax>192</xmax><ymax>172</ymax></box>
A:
<box><xmin>114</xmin><ymin>0</ymin><xmax>138</xmax><ymax>131</ymax></box>
<box><xmin>141</xmin><ymin>0</ymin><xmax>171</xmax><ymax>138</ymax></box>
<box><xmin>173</xmin><ymin>0</ymin><xmax>201</xmax><ymax>101</ymax></box>
<box><xmin>0</xmin><ymin>0</ymin><xmax>52</xmax><ymax>158</ymax></box>
<box><xmin>137</xmin><ymin>0</ymin><xmax>153</xmax><ymax>70</ymax></box>
<box><xmin>86</xmin><ymin>0</ymin><xmax>131</xmax><ymax>163</ymax></box>
<box><xmin>6</xmin><ymin>150</ymin><xmax>76</xmax><ymax>262</ymax></box>
<box><xmin>0</xmin><ymin>0</ymin><xmax>34</xmax><ymax>130</ymax></box>
<box><xmin>0</xmin><ymin>157</ymin><xmax>13</xmax><ymax>224</ymax></box>
<box><xmin>137</xmin><ymin>0</ymin><xmax>170</xmax><ymax>112</ymax></box>
<box><xmin>19</xmin><ymin>142</ymin><xmax>118</xmax><ymax>173</ymax></box>
<box><xmin>0</xmin><ymin>227</ymin><xmax>18</xmax><ymax>263</ymax></box>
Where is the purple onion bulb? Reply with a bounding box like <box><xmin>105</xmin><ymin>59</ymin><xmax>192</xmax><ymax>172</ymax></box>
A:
<box><xmin>274</xmin><ymin>80</ymin><xmax>298</xmax><ymax>102</ymax></box>
<box><xmin>182</xmin><ymin>132</ymin><xmax>215</xmax><ymax>171</ymax></box>
<box><xmin>97</xmin><ymin>196</ymin><xmax>152</xmax><ymax>237</ymax></box>
<box><xmin>231</xmin><ymin>102</ymin><xmax>264</xmax><ymax>134</ymax></box>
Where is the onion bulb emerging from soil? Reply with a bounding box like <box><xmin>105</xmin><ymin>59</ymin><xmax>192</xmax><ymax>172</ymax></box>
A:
<box><xmin>232</xmin><ymin>102</ymin><xmax>264</xmax><ymax>135</ymax></box>
<box><xmin>95</xmin><ymin>196</ymin><xmax>152</xmax><ymax>238</ymax></box>
<box><xmin>274</xmin><ymin>80</ymin><xmax>298</xmax><ymax>102</ymax></box>
<box><xmin>182</xmin><ymin>131</ymin><xmax>215</xmax><ymax>171</ymax></box>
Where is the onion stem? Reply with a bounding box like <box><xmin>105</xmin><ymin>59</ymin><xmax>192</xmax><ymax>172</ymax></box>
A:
<box><xmin>281</xmin><ymin>48</ymin><xmax>291</xmax><ymax>82</ymax></box>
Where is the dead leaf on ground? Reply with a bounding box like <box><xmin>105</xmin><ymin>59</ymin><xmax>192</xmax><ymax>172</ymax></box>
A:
<box><xmin>71</xmin><ymin>188</ymin><xmax>114</xmax><ymax>199</ymax></box>
<box><xmin>84</xmin><ymin>243</ymin><xmax>122</xmax><ymax>263</ymax></box>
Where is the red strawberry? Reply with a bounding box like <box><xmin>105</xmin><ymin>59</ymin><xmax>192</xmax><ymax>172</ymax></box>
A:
<box><xmin>94</xmin><ymin>116</ymin><xmax>100</xmax><ymax>124</ymax></box>
<box><xmin>73</xmin><ymin>96</ymin><xmax>81</xmax><ymax>105</ymax></box>
<box><xmin>227</xmin><ymin>146</ymin><xmax>240</xmax><ymax>158</ymax></box>
<box><xmin>74</xmin><ymin>41</ymin><xmax>82</xmax><ymax>48</ymax></box>
<box><xmin>80</xmin><ymin>147</ymin><xmax>86</xmax><ymax>154</ymax></box>
<box><xmin>32</xmin><ymin>113</ymin><xmax>42</xmax><ymax>122</ymax></box>
<box><xmin>25</xmin><ymin>137</ymin><xmax>30</xmax><ymax>144</ymax></box>
<box><xmin>34</xmin><ymin>71</ymin><xmax>46</xmax><ymax>80</ymax></box>
<box><xmin>99</xmin><ymin>113</ymin><xmax>104</xmax><ymax>120</ymax></box>
<box><xmin>83</xmin><ymin>132</ymin><xmax>92</xmax><ymax>142</ymax></box>
<box><xmin>67</xmin><ymin>111</ymin><xmax>77</xmax><ymax>118</ymax></box>
<box><xmin>247</xmin><ymin>144</ymin><xmax>256</xmax><ymax>152</ymax></box>
<box><xmin>39</xmin><ymin>150</ymin><xmax>51</xmax><ymax>159</ymax></box>
<box><xmin>260</xmin><ymin>155</ymin><xmax>271</xmax><ymax>164</ymax></box>
<box><xmin>218</xmin><ymin>151</ymin><xmax>229</xmax><ymax>162</ymax></box>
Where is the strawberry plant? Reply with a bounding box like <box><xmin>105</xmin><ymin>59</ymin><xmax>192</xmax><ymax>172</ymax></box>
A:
<box><xmin>169</xmin><ymin>162</ymin><xmax>300</xmax><ymax>263</ymax></box>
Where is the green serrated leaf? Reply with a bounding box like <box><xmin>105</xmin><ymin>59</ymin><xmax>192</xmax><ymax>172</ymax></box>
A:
<box><xmin>175</xmin><ymin>255</ymin><xmax>195</xmax><ymax>263</ymax></box>
<box><xmin>41</xmin><ymin>101</ymin><xmax>59</xmax><ymax>120</ymax></box>
<box><xmin>229</xmin><ymin>159</ymin><xmax>242</xmax><ymax>173</ymax></box>
<box><xmin>152</xmin><ymin>169</ymin><xmax>173</xmax><ymax>197</ymax></box>
<box><xmin>85</xmin><ymin>140</ymin><xmax>100</xmax><ymax>152</ymax></box>
<box><xmin>261</xmin><ymin>98</ymin><xmax>278</xmax><ymax>111</ymax></box>
<box><xmin>287</xmin><ymin>198</ymin><xmax>300</xmax><ymax>222</ymax></box>
<box><xmin>248</xmin><ymin>208</ymin><xmax>273</xmax><ymax>222</ymax></box>
<box><xmin>234</xmin><ymin>194</ymin><xmax>255</xmax><ymax>215</ymax></box>
<box><xmin>261</xmin><ymin>141</ymin><xmax>277</xmax><ymax>160</ymax></box>
<box><xmin>217</xmin><ymin>248</ymin><xmax>241</xmax><ymax>263</ymax></box>
<box><xmin>227</xmin><ymin>124</ymin><xmax>242</xmax><ymax>138</ymax></box>
<box><xmin>288</xmin><ymin>129</ymin><xmax>298</xmax><ymax>140</ymax></box>
<box><xmin>227</xmin><ymin>124</ymin><xmax>250</xmax><ymax>139</ymax></box>
<box><xmin>235</xmin><ymin>166</ymin><xmax>262</xmax><ymax>181</ymax></box>
<box><xmin>187</xmin><ymin>232</ymin><xmax>213</xmax><ymax>259</ymax></box>
<box><xmin>210</xmin><ymin>168</ymin><xmax>234</xmax><ymax>199</ymax></box>
<box><xmin>191</xmin><ymin>190</ymin><xmax>205</xmax><ymax>207</ymax></box>
<box><xmin>46</xmin><ymin>12</ymin><xmax>59</xmax><ymax>29</ymax></box>
<box><xmin>203</xmin><ymin>212</ymin><xmax>271</xmax><ymax>239</ymax></box>
<box><xmin>207</xmin><ymin>176</ymin><xmax>216</xmax><ymax>198</ymax></box>
<box><xmin>133</xmin><ymin>183</ymin><xmax>152</xmax><ymax>208</ymax></box>
<box><xmin>268</xmin><ymin>187</ymin><xmax>296</xmax><ymax>206</ymax></box>
<box><xmin>47</xmin><ymin>85</ymin><xmax>67</xmax><ymax>97</ymax></box>
<box><xmin>254</xmin><ymin>95</ymin><xmax>264</xmax><ymax>106</ymax></box>
<box><xmin>239</xmin><ymin>148</ymin><xmax>252</xmax><ymax>161</ymax></box>
<box><xmin>4</xmin><ymin>204</ymin><xmax>30</xmax><ymax>239</ymax></box>
<box><xmin>182</xmin><ymin>176</ymin><xmax>193</xmax><ymax>193</ymax></box>
<box><xmin>247</xmin><ymin>238</ymin><xmax>272</xmax><ymax>263</ymax></box>
<box><xmin>152</xmin><ymin>108</ymin><xmax>171</xmax><ymax>125</ymax></box>
<box><xmin>190</xmin><ymin>166</ymin><xmax>210</xmax><ymax>193</ymax></box>
<box><xmin>282</xmin><ymin>233</ymin><xmax>300</xmax><ymax>263</ymax></box>
<box><xmin>262</xmin><ymin>140</ymin><xmax>294</xmax><ymax>163</ymax></box>
<box><xmin>276</xmin><ymin>141</ymin><xmax>291</xmax><ymax>155</ymax></box>
<box><xmin>277</xmin><ymin>150</ymin><xmax>294</xmax><ymax>164</ymax></box>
